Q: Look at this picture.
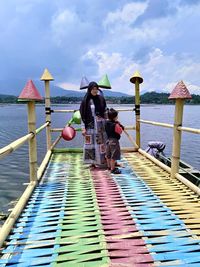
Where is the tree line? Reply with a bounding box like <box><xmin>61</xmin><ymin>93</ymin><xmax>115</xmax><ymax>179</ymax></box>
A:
<box><xmin>1</xmin><ymin>92</ymin><xmax>200</xmax><ymax>104</ymax></box>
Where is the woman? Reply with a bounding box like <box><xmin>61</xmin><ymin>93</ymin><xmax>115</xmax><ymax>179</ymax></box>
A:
<box><xmin>80</xmin><ymin>81</ymin><xmax>107</xmax><ymax>167</ymax></box>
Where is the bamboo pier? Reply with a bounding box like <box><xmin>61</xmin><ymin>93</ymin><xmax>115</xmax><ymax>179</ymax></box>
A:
<box><xmin>0</xmin><ymin>70</ymin><xmax>200</xmax><ymax>266</ymax></box>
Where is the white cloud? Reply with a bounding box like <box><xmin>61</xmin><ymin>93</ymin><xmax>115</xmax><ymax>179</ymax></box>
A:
<box><xmin>81</xmin><ymin>1</ymin><xmax>200</xmax><ymax>95</ymax></box>
<box><xmin>51</xmin><ymin>9</ymin><xmax>79</xmax><ymax>46</ymax></box>
<box><xmin>81</xmin><ymin>46</ymin><xmax>200</xmax><ymax>95</ymax></box>
<box><xmin>103</xmin><ymin>1</ymin><xmax>174</xmax><ymax>44</ymax></box>
<box><xmin>82</xmin><ymin>50</ymin><xmax>123</xmax><ymax>76</ymax></box>
<box><xmin>104</xmin><ymin>2</ymin><xmax>148</xmax><ymax>27</ymax></box>
<box><xmin>57</xmin><ymin>82</ymin><xmax>79</xmax><ymax>90</ymax></box>
<box><xmin>1</xmin><ymin>0</ymin><xmax>200</xmax><ymax>95</ymax></box>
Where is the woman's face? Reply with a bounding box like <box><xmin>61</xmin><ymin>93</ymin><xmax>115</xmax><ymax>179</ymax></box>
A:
<box><xmin>91</xmin><ymin>87</ymin><xmax>98</xmax><ymax>96</ymax></box>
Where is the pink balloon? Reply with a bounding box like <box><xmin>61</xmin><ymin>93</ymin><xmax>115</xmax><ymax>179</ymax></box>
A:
<box><xmin>62</xmin><ymin>126</ymin><xmax>76</xmax><ymax>141</ymax></box>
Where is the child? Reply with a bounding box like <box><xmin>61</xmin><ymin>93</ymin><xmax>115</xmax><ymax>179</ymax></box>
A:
<box><xmin>105</xmin><ymin>108</ymin><xmax>124</xmax><ymax>174</ymax></box>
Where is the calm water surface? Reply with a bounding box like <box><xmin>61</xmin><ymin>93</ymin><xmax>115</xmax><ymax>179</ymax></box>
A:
<box><xmin>0</xmin><ymin>104</ymin><xmax>200</xmax><ymax>213</ymax></box>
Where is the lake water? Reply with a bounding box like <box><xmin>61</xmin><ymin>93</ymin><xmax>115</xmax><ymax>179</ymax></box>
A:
<box><xmin>0</xmin><ymin>104</ymin><xmax>200</xmax><ymax>214</ymax></box>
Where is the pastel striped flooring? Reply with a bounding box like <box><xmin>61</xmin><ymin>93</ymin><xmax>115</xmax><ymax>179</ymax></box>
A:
<box><xmin>0</xmin><ymin>152</ymin><xmax>200</xmax><ymax>266</ymax></box>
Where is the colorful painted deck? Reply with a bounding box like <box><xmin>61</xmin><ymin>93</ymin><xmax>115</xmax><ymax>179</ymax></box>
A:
<box><xmin>1</xmin><ymin>151</ymin><xmax>200</xmax><ymax>266</ymax></box>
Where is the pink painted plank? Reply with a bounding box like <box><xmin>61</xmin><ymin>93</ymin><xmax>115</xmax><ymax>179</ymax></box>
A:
<box><xmin>91</xmin><ymin>169</ymin><xmax>154</xmax><ymax>266</ymax></box>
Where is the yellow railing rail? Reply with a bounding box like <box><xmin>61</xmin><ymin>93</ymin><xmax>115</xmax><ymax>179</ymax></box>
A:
<box><xmin>0</xmin><ymin>122</ymin><xmax>49</xmax><ymax>160</ymax></box>
<box><xmin>50</xmin><ymin>125</ymin><xmax>136</xmax><ymax>132</ymax></box>
<box><xmin>139</xmin><ymin>119</ymin><xmax>200</xmax><ymax>134</ymax></box>
<box><xmin>139</xmin><ymin>119</ymin><xmax>173</xmax><ymax>129</ymax></box>
<box><xmin>52</xmin><ymin>107</ymin><xmax>133</xmax><ymax>113</ymax></box>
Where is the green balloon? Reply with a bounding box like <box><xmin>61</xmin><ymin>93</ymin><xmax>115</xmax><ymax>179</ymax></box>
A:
<box><xmin>72</xmin><ymin>110</ymin><xmax>81</xmax><ymax>124</ymax></box>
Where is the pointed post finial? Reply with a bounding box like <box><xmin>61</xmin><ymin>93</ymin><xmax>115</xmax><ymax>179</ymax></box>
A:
<box><xmin>18</xmin><ymin>80</ymin><xmax>43</xmax><ymax>102</ymax></box>
<box><xmin>169</xmin><ymin>81</ymin><xmax>192</xmax><ymax>178</ymax></box>
<box><xmin>40</xmin><ymin>68</ymin><xmax>54</xmax><ymax>81</ymax></box>
<box><xmin>168</xmin><ymin>80</ymin><xmax>192</xmax><ymax>100</ymax></box>
<box><xmin>130</xmin><ymin>71</ymin><xmax>143</xmax><ymax>84</ymax></box>
<box><xmin>98</xmin><ymin>74</ymin><xmax>111</xmax><ymax>89</ymax></box>
<box><xmin>80</xmin><ymin>76</ymin><xmax>89</xmax><ymax>90</ymax></box>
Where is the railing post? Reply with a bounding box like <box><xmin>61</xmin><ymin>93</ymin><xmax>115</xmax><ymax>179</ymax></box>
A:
<box><xmin>18</xmin><ymin>80</ymin><xmax>43</xmax><ymax>182</ymax></box>
<box><xmin>168</xmin><ymin>81</ymin><xmax>192</xmax><ymax>178</ymax></box>
<box><xmin>40</xmin><ymin>68</ymin><xmax>54</xmax><ymax>151</ymax></box>
<box><xmin>130</xmin><ymin>71</ymin><xmax>143</xmax><ymax>148</ymax></box>
<box><xmin>27</xmin><ymin>101</ymin><xmax>37</xmax><ymax>181</ymax></box>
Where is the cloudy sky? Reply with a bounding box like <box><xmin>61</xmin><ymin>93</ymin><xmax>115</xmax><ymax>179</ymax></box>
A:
<box><xmin>1</xmin><ymin>0</ymin><xmax>200</xmax><ymax>95</ymax></box>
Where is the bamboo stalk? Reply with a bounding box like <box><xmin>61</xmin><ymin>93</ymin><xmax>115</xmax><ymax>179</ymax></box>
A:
<box><xmin>51</xmin><ymin>126</ymin><xmax>136</xmax><ymax>132</ymax></box>
<box><xmin>51</xmin><ymin>127</ymin><xmax>82</xmax><ymax>132</ymax></box>
<box><xmin>135</xmin><ymin>79</ymin><xmax>140</xmax><ymax>147</ymax></box>
<box><xmin>175</xmin><ymin>173</ymin><xmax>200</xmax><ymax>196</ymax></box>
<box><xmin>0</xmin><ymin>137</ymin><xmax>61</xmax><ymax>240</ymax></box>
<box><xmin>53</xmin><ymin>109</ymin><xmax>77</xmax><ymax>113</ymax></box>
<box><xmin>139</xmin><ymin>148</ymin><xmax>171</xmax><ymax>172</ymax></box>
<box><xmin>178</xmin><ymin>126</ymin><xmax>200</xmax><ymax>134</ymax></box>
<box><xmin>50</xmin><ymin>135</ymin><xmax>62</xmax><ymax>149</ymax></box>
<box><xmin>37</xmin><ymin>135</ymin><xmax>62</xmax><ymax>180</ymax></box>
<box><xmin>139</xmin><ymin>119</ymin><xmax>173</xmax><ymax>128</ymax></box>
<box><xmin>139</xmin><ymin>120</ymin><xmax>200</xmax><ymax>133</ymax></box>
<box><xmin>0</xmin><ymin>181</ymin><xmax>37</xmax><ymax>248</ymax></box>
<box><xmin>0</xmin><ymin>133</ymin><xmax>33</xmax><ymax>159</ymax></box>
<box><xmin>123</xmin><ymin>130</ymin><xmax>139</xmax><ymax>149</ymax></box>
<box><xmin>138</xmin><ymin>148</ymin><xmax>200</xmax><ymax>196</ymax></box>
<box><xmin>115</xmin><ymin>108</ymin><xmax>134</xmax><ymax>112</ymax></box>
<box><xmin>125</xmin><ymin>125</ymin><xmax>136</xmax><ymax>130</ymax></box>
<box><xmin>27</xmin><ymin>102</ymin><xmax>37</xmax><ymax>182</ymax></box>
<box><xmin>37</xmin><ymin>150</ymin><xmax>52</xmax><ymax>180</ymax></box>
<box><xmin>53</xmin><ymin>108</ymin><xmax>134</xmax><ymax>113</ymax></box>
<box><xmin>35</xmin><ymin>122</ymin><xmax>49</xmax><ymax>134</ymax></box>
<box><xmin>51</xmin><ymin>126</ymin><xmax>135</xmax><ymax>132</ymax></box>
<box><xmin>121</xmin><ymin>147</ymin><xmax>138</xmax><ymax>152</ymax></box>
<box><xmin>44</xmin><ymin>80</ymin><xmax>52</xmax><ymax>150</ymax></box>
<box><xmin>0</xmin><ymin>123</ymin><xmax>49</xmax><ymax>160</ymax></box>
<box><xmin>171</xmin><ymin>99</ymin><xmax>184</xmax><ymax>178</ymax></box>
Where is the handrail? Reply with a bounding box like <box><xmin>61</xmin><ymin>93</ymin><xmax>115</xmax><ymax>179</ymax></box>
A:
<box><xmin>178</xmin><ymin>126</ymin><xmax>200</xmax><ymax>134</ymax></box>
<box><xmin>0</xmin><ymin>122</ymin><xmax>50</xmax><ymax>160</ymax></box>
<box><xmin>0</xmin><ymin>133</ymin><xmax>33</xmax><ymax>159</ymax></box>
<box><xmin>139</xmin><ymin>119</ymin><xmax>173</xmax><ymax>128</ymax></box>
<box><xmin>159</xmin><ymin>154</ymin><xmax>200</xmax><ymax>185</ymax></box>
<box><xmin>52</xmin><ymin>108</ymin><xmax>134</xmax><ymax>113</ymax></box>
<box><xmin>0</xmin><ymin>122</ymin><xmax>58</xmax><ymax>248</ymax></box>
<box><xmin>0</xmin><ymin>181</ymin><xmax>37</xmax><ymax>248</ymax></box>
<box><xmin>50</xmin><ymin>125</ymin><xmax>136</xmax><ymax>132</ymax></box>
<box><xmin>51</xmin><ymin>128</ymin><xmax>82</xmax><ymax>132</ymax></box>
<box><xmin>138</xmin><ymin>148</ymin><xmax>200</xmax><ymax>196</ymax></box>
<box><xmin>53</xmin><ymin>109</ymin><xmax>77</xmax><ymax>113</ymax></box>
<box><xmin>36</xmin><ymin>122</ymin><xmax>49</xmax><ymax>134</ymax></box>
<box><xmin>139</xmin><ymin>119</ymin><xmax>200</xmax><ymax>134</ymax></box>
<box><xmin>37</xmin><ymin>135</ymin><xmax>61</xmax><ymax>180</ymax></box>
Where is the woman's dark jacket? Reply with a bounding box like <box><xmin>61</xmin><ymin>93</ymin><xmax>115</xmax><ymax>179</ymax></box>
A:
<box><xmin>80</xmin><ymin>94</ymin><xmax>106</xmax><ymax>128</ymax></box>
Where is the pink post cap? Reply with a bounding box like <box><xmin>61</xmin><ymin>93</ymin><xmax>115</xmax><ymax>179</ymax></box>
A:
<box><xmin>168</xmin><ymin>81</ymin><xmax>192</xmax><ymax>100</ymax></box>
<box><xmin>18</xmin><ymin>80</ymin><xmax>43</xmax><ymax>102</ymax></box>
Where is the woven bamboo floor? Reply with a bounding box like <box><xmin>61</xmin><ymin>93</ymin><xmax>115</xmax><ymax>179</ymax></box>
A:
<box><xmin>1</xmin><ymin>151</ymin><xmax>200</xmax><ymax>267</ymax></box>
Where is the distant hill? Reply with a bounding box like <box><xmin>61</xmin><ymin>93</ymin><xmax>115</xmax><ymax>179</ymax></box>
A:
<box><xmin>1</xmin><ymin>91</ymin><xmax>200</xmax><ymax>104</ymax></box>
<box><xmin>46</xmin><ymin>86</ymin><xmax>131</xmax><ymax>97</ymax></box>
<box><xmin>0</xmin><ymin>79</ymin><xmax>131</xmax><ymax>97</ymax></box>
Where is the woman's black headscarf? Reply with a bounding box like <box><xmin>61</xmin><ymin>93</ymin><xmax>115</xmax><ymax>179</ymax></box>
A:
<box><xmin>80</xmin><ymin>81</ymin><xmax>106</xmax><ymax>128</ymax></box>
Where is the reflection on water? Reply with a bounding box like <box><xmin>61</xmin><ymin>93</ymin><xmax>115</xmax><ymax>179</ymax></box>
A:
<box><xmin>0</xmin><ymin>104</ymin><xmax>200</xmax><ymax>213</ymax></box>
